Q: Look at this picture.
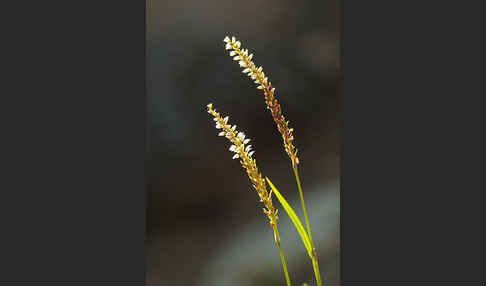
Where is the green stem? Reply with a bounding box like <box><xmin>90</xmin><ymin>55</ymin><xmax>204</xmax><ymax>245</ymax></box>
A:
<box><xmin>312</xmin><ymin>257</ymin><xmax>322</xmax><ymax>286</ymax></box>
<box><xmin>274</xmin><ymin>226</ymin><xmax>292</xmax><ymax>286</ymax></box>
<box><xmin>293</xmin><ymin>166</ymin><xmax>314</xmax><ymax>249</ymax></box>
<box><xmin>293</xmin><ymin>166</ymin><xmax>322</xmax><ymax>286</ymax></box>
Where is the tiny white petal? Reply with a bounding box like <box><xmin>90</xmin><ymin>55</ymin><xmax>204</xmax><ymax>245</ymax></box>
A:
<box><xmin>223</xmin><ymin>36</ymin><xmax>230</xmax><ymax>43</ymax></box>
<box><xmin>207</xmin><ymin>103</ymin><xmax>213</xmax><ymax>108</ymax></box>
<box><xmin>216</xmin><ymin>123</ymin><xmax>221</xmax><ymax>129</ymax></box>
<box><xmin>218</xmin><ymin>131</ymin><xmax>226</xmax><ymax>136</ymax></box>
<box><xmin>239</xmin><ymin>61</ymin><xmax>247</xmax><ymax>67</ymax></box>
<box><xmin>242</xmin><ymin>68</ymin><xmax>250</xmax><ymax>73</ymax></box>
<box><xmin>243</xmin><ymin>139</ymin><xmax>250</xmax><ymax>144</ymax></box>
<box><xmin>235</xmin><ymin>41</ymin><xmax>241</xmax><ymax>48</ymax></box>
<box><xmin>225</xmin><ymin>43</ymin><xmax>232</xmax><ymax>50</ymax></box>
<box><xmin>233</xmin><ymin>56</ymin><xmax>240</xmax><ymax>61</ymax></box>
<box><xmin>232</xmin><ymin>36</ymin><xmax>236</xmax><ymax>42</ymax></box>
<box><xmin>231</xmin><ymin>125</ymin><xmax>237</xmax><ymax>131</ymax></box>
<box><xmin>223</xmin><ymin>116</ymin><xmax>229</xmax><ymax>123</ymax></box>
<box><xmin>232</xmin><ymin>154</ymin><xmax>239</xmax><ymax>159</ymax></box>
<box><xmin>248</xmin><ymin>151</ymin><xmax>255</xmax><ymax>157</ymax></box>
<box><xmin>257</xmin><ymin>85</ymin><xmax>264</xmax><ymax>90</ymax></box>
<box><xmin>213</xmin><ymin>117</ymin><xmax>218</xmax><ymax>121</ymax></box>
<box><xmin>248</xmin><ymin>54</ymin><xmax>253</xmax><ymax>61</ymax></box>
<box><xmin>229</xmin><ymin>145</ymin><xmax>237</xmax><ymax>152</ymax></box>
<box><xmin>229</xmin><ymin>51</ymin><xmax>236</xmax><ymax>56</ymax></box>
<box><xmin>258</xmin><ymin>67</ymin><xmax>263</xmax><ymax>72</ymax></box>
<box><xmin>245</xmin><ymin>145</ymin><xmax>252</xmax><ymax>152</ymax></box>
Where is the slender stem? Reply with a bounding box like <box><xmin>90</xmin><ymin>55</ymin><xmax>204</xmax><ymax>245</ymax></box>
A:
<box><xmin>293</xmin><ymin>166</ymin><xmax>322</xmax><ymax>286</ymax></box>
<box><xmin>274</xmin><ymin>226</ymin><xmax>292</xmax><ymax>286</ymax></box>
<box><xmin>312</xmin><ymin>257</ymin><xmax>322</xmax><ymax>286</ymax></box>
<box><xmin>293</xmin><ymin>166</ymin><xmax>314</xmax><ymax>249</ymax></box>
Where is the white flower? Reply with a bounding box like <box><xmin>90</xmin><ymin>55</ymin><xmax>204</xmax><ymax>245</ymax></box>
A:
<box><xmin>223</xmin><ymin>36</ymin><xmax>230</xmax><ymax>43</ymax></box>
<box><xmin>243</xmin><ymin>139</ymin><xmax>250</xmax><ymax>144</ymax></box>
<box><xmin>229</xmin><ymin>145</ymin><xmax>237</xmax><ymax>152</ymax></box>
<box><xmin>218</xmin><ymin>131</ymin><xmax>226</xmax><ymax>136</ymax></box>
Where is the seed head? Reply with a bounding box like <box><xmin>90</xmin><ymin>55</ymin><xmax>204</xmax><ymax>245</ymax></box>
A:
<box><xmin>223</xmin><ymin>36</ymin><xmax>299</xmax><ymax>167</ymax></box>
<box><xmin>207</xmin><ymin>103</ymin><xmax>278</xmax><ymax>227</ymax></box>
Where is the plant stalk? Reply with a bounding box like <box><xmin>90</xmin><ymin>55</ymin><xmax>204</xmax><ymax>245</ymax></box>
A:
<box><xmin>312</xmin><ymin>256</ymin><xmax>322</xmax><ymax>286</ymax></box>
<box><xmin>293</xmin><ymin>166</ymin><xmax>322</xmax><ymax>286</ymax></box>
<box><xmin>273</xmin><ymin>226</ymin><xmax>292</xmax><ymax>286</ymax></box>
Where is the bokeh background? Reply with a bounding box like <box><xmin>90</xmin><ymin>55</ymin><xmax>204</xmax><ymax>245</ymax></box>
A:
<box><xmin>146</xmin><ymin>0</ymin><xmax>339</xmax><ymax>285</ymax></box>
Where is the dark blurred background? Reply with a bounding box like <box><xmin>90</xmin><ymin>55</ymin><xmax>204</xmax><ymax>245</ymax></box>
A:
<box><xmin>146</xmin><ymin>0</ymin><xmax>339</xmax><ymax>285</ymax></box>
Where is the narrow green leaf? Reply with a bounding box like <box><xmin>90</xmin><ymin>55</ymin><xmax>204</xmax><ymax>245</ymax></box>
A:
<box><xmin>266</xmin><ymin>177</ymin><xmax>313</xmax><ymax>257</ymax></box>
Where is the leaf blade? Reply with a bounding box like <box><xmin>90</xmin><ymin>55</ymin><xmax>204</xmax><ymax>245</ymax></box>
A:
<box><xmin>266</xmin><ymin>177</ymin><xmax>312</xmax><ymax>257</ymax></box>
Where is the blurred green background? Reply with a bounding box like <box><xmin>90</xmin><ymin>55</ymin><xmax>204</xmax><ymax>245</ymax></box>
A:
<box><xmin>146</xmin><ymin>0</ymin><xmax>339</xmax><ymax>285</ymax></box>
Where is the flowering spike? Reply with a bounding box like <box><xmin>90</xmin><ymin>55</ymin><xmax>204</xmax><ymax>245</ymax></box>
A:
<box><xmin>222</xmin><ymin>37</ymin><xmax>299</xmax><ymax>167</ymax></box>
<box><xmin>207</xmin><ymin>103</ymin><xmax>278</xmax><ymax>227</ymax></box>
